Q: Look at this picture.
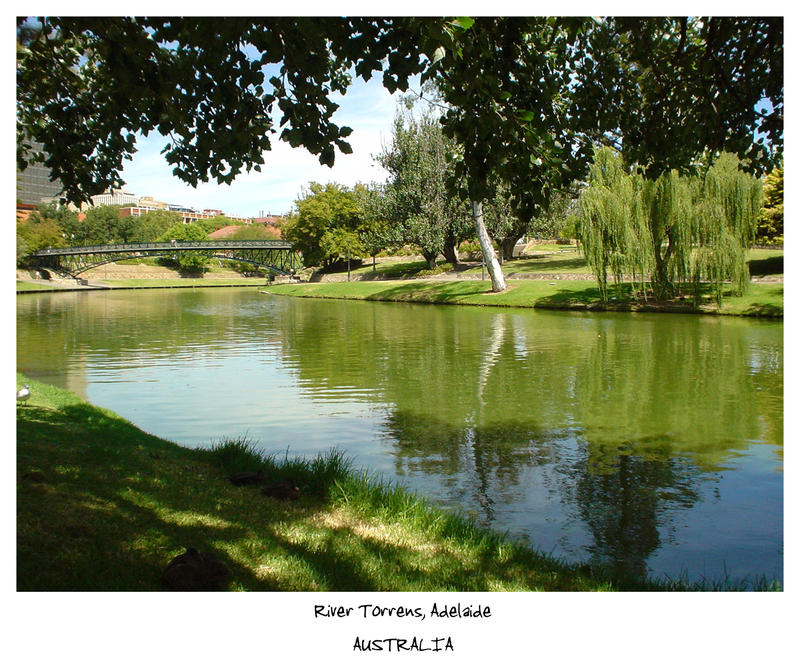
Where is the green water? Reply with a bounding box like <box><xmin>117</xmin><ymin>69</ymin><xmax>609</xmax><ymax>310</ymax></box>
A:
<box><xmin>16</xmin><ymin>288</ymin><xmax>783</xmax><ymax>583</ymax></box>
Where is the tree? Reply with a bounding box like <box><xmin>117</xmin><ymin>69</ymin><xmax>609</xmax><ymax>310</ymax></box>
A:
<box><xmin>159</xmin><ymin>221</ymin><xmax>210</xmax><ymax>272</ymax></box>
<box><xmin>194</xmin><ymin>215</ymin><xmax>244</xmax><ymax>235</ymax></box>
<box><xmin>579</xmin><ymin>147</ymin><xmax>654</xmax><ymax>302</ymax></box>
<box><xmin>118</xmin><ymin>209</ymin><xmax>182</xmax><ymax>243</ymax></box>
<box><xmin>353</xmin><ymin>182</ymin><xmax>395</xmax><ymax>271</ymax></box>
<box><xmin>76</xmin><ymin>205</ymin><xmax>123</xmax><ymax>245</ymax></box>
<box><xmin>572</xmin><ymin>18</ymin><xmax>783</xmax><ymax>178</ymax></box>
<box><xmin>16</xmin><ymin>17</ymin><xmax>460</xmax><ymax>204</ymax></box>
<box><xmin>17</xmin><ymin>17</ymin><xmax>783</xmax><ymax>292</ymax></box>
<box><xmin>378</xmin><ymin>108</ymin><xmax>470</xmax><ymax>269</ymax></box>
<box><xmin>481</xmin><ymin>177</ymin><xmax>525</xmax><ymax>263</ymax></box>
<box><xmin>282</xmin><ymin>182</ymin><xmax>361</xmax><ymax>268</ymax></box>
<box><xmin>579</xmin><ymin>147</ymin><xmax>762</xmax><ymax>304</ymax></box>
<box><xmin>16</xmin><ymin>215</ymin><xmax>67</xmax><ymax>265</ymax></box>
<box><xmin>28</xmin><ymin>201</ymin><xmax>80</xmax><ymax>239</ymax></box>
<box><xmin>757</xmin><ymin>164</ymin><xmax>783</xmax><ymax>244</ymax></box>
<box><xmin>430</xmin><ymin>17</ymin><xmax>782</xmax><ymax>291</ymax></box>
<box><xmin>528</xmin><ymin>188</ymin><xmax>580</xmax><ymax>242</ymax></box>
<box><xmin>228</xmin><ymin>223</ymin><xmax>280</xmax><ymax>241</ymax></box>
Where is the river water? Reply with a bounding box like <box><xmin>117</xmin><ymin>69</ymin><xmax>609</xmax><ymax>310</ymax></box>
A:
<box><xmin>16</xmin><ymin>287</ymin><xmax>783</xmax><ymax>584</ymax></box>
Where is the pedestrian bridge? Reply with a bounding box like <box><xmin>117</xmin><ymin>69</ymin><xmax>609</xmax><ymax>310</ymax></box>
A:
<box><xmin>29</xmin><ymin>240</ymin><xmax>301</xmax><ymax>277</ymax></box>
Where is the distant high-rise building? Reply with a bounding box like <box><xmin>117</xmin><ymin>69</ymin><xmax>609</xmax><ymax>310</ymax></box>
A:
<box><xmin>16</xmin><ymin>140</ymin><xmax>64</xmax><ymax>205</ymax></box>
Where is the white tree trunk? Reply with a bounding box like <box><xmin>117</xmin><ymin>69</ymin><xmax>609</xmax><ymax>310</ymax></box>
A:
<box><xmin>472</xmin><ymin>200</ymin><xmax>506</xmax><ymax>292</ymax></box>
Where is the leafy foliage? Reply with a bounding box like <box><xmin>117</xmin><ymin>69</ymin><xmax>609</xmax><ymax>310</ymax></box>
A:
<box><xmin>579</xmin><ymin>148</ymin><xmax>653</xmax><ymax>302</ymax></box>
<box><xmin>17</xmin><ymin>216</ymin><xmax>66</xmax><ymax>265</ymax></box>
<box><xmin>282</xmin><ymin>182</ymin><xmax>362</xmax><ymax>268</ymax></box>
<box><xmin>227</xmin><ymin>223</ymin><xmax>281</xmax><ymax>241</ymax></box>
<box><xmin>158</xmin><ymin>221</ymin><xmax>210</xmax><ymax>272</ymax></box>
<box><xmin>118</xmin><ymin>209</ymin><xmax>183</xmax><ymax>243</ymax></box>
<box><xmin>579</xmin><ymin>148</ymin><xmax>762</xmax><ymax>304</ymax></box>
<box><xmin>16</xmin><ymin>17</ymin><xmax>457</xmax><ymax>204</ymax></box>
<box><xmin>76</xmin><ymin>205</ymin><xmax>123</xmax><ymax>245</ymax></box>
<box><xmin>17</xmin><ymin>16</ymin><xmax>783</xmax><ymax>294</ymax></box>
<box><xmin>378</xmin><ymin>108</ymin><xmax>470</xmax><ymax>268</ymax></box>
<box><xmin>571</xmin><ymin>17</ymin><xmax>783</xmax><ymax>179</ymax></box>
<box><xmin>756</xmin><ymin>165</ymin><xmax>783</xmax><ymax>244</ymax></box>
<box><xmin>352</xmin><ymin>182</ymin><xmax>395</xmax><ymax>263</ymax></box>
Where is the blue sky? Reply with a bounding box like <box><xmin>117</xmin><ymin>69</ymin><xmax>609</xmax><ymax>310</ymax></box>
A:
<box><xmin>118</xmin><ymin>72</ymin><xmax>412</xmax><ymax>217</ymax></box>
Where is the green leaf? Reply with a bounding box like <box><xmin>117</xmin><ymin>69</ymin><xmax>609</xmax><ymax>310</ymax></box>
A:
<box><xmin>450</xmin><ymin>17</ymin><xmax>475</xmax><ymax>31</ymax></box>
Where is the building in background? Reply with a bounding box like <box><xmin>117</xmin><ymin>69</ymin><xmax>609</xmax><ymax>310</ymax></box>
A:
<box><xmin>16</xmin><ymin>140</ymin><xmax>64</xmax><ymax>205</ymax></box>
<box><xmin>86</xmin><ymin>188</ymin><xmax>138</xmax><ymax>207</ymax></box>
<box><xmin>119</xmin><ymin>206</ymin><xmax>230</xmax><ymax>224</ymax></box>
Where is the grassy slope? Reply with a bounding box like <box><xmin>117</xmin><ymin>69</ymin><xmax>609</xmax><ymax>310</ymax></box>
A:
<box><xmin>16</xmin><ymin>278</ymin><xmax>266</xmax><ymax>292</ymax></box>
<box><xmin>20</xmin><ymin>375</ymin><xmax>663</xmax><ymax>592</ymax></box>
<box><xmin>265</xmin><ymin>279</ymin><xmax>783</xmax><ymax>317</ymax></box>
<box><xmin>16</xmin><ymin>280</ymin><xmax>57</xmax><ymax>291</ymax></box>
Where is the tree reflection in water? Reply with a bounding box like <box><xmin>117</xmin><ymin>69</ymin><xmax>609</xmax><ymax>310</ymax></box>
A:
<box><xmin>381</xmin><ymin>409</ymin><xmax>703</xmax><ymax>577</ymax></box>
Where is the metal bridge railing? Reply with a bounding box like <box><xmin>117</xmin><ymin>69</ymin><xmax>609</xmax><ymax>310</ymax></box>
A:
<box><xmin>31</xmin><ymin>240</ymin><xmax>294</xmax><ymax>257</ymax></box>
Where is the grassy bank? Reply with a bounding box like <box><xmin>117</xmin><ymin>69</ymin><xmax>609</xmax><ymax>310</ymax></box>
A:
<box><xmin>314</xmin><ymin>247</ymin><xmax>781</xmax><ymax>281</ymax></box>
<box><xmin>264</xmin><ymin>279</ymin><xmax>783</xmax><ymax>317</ymax></box>
<box><xmin>18</xmin><ymin>375</ymin><xmax>769</xmax><ymax>592</ymax></box>
<box><xmin>16</xmin><ymin>278</ymin><xmax>267</xmax><ymax>292</ymax></box>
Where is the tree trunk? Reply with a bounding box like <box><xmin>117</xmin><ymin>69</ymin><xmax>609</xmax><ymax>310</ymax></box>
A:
<box><xmin>472</xmin><ymin>201</ymin><xmax>506</xmax><ymax>292</ymax></box>
<box><xmin>423</xmin><ymin>252</ymin><xmax>438</xmax><ymax>270</ymax></box>
<box><xmin>500</xmin><ymin>233</ymin><xmax>523</xmax><ymax>262</ymax></box>
<box><xmin>442</xmin><ymin>240</ymin><xmax>460</xmax><ymax>265</ymax></box>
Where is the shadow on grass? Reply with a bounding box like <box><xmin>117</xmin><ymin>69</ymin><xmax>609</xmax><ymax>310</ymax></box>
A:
<box><xmin>747</xmin><ymin>255</ymin><xmax>783</xmax><ymax>276</ymax></box>
<box><xmin>363</xmin><ymin>280</ymin><xmax>492</xmax><ymax>303</ymax></box>
<box><xmin>533</xmin><ymin>284</ymin><xmax>607</xmax><ymax>307</ymax></box>
<box><xmin>19</xmin><ymin>401</ymin><xmax>593</xmax><ymax>591</ymax></box>
<box><xmin>512</xmin><ymin>256</ymin><xmax>588</xmax><ymax>272</ymax></box>
<box><xmin>743</xmin><ymin>302</ymin><xmax>784</xmax><ymax>316</ymax></box>
<box><xmin>17</xmin><ymin>403</ymin><xmax>277</xmax><ymax>590</ymax></box>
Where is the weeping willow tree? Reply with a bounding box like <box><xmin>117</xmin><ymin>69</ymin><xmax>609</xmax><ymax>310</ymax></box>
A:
<box><xmin>687</xmin><ymin>153</ymin><xmax>761</xmax><ymax>304</ymax></box>
<box><xmin>579</xmin><ymin>147</ymin><xmax>762</xmax><ymax>305</ymax></box>
<box><xmin>578</xmin><ymin>147</ymin><xmax>652</xmax><ymax>302</ymax></box>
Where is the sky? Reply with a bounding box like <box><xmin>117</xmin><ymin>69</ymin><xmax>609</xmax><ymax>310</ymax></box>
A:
<box><xmin>117</xmin><ymin>72</ymin><xmax>413</xmax><ymax>218</ymax></box>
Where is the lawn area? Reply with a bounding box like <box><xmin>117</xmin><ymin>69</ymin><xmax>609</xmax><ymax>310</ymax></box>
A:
<box><xmin>16</xmin><ymin>278</ymin><xmax>266</xmax><ymax>292</ymax></box>
<box><xmin>95</xmin><ymin>278</ymin><xmax>266</xmax><ymax>288</ymax></box>
<box><xmin>312</xmin><ymin>247</ymin><xmax>781</xmax><ymax>281</ymax></box>
<box><xmin>19</xmin><ymin>374</ymin><xmax>657</xmax><ymax>592</ymax></box>
<box><xmin>265</xmin><ymin>279</ymin><xmax>783</xmax><ymax>317</ymax></box>
<box><xmin>15</xmin><ymin>280</ymin><xmax>58</xmax><ymax>291</ymax></box>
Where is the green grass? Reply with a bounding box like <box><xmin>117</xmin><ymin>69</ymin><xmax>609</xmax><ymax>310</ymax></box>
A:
<box><xmin>16</xmin><ymin>280</ymin><xmax>58</xmax><ymax>291</ymax></box>
<box><xmin>265</xmin><ymin>279</ymin><xmax>783</xmax><ymax>317</ymax></box>
<box><xmin>320</xmin><ymin>258</ymin><xmax>438</xmax><ymax>280</ymax></box>
<box><xmin>314</xmin><ymin>247</ymin><xmax>781</xmax><ymax>282</ymax></box>
<box><xmin>20</xmin><ymin>374</ymin><xmax>771</xmax><ymax>592</ymax></box>
<box><xmin>16</xmin><ymin>278</ymin><xmax>266</xmax><ymax>292</ymax></box>
<box><xmin>96</xmin><ymin>278</ymin><xmax>266</xmax><ymax>288</ymax></box>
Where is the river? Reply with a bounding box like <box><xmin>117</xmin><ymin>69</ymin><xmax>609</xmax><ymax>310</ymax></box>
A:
<box><xmin>16</xmin><ymin>287</ymin><xmax>783</xmax><ymax>584</ymax></box>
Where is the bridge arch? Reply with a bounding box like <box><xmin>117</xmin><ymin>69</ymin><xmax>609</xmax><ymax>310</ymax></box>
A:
<box><xmin>28</xmin><ymin>240</ymin><xmax>301</xmax><ymax>278</ymax></box>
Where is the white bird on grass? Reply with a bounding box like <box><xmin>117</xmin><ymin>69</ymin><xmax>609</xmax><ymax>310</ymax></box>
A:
<box><xmin>17</xmin><ymin>384</ymin><xmax>31</xmax><ymax>405</ymax></box>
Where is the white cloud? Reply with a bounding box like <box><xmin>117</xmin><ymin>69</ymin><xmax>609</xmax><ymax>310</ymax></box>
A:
<box><xmin>118</xmin><ymin>74</ymin><xmax>409</xmax><ymax>217</ymax></box>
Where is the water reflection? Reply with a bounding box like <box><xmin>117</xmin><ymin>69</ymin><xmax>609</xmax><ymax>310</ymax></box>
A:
<box><xmin>16</xmin><ymin>289</ymin><xmax>783</xmax><ymax>581</ymax></box>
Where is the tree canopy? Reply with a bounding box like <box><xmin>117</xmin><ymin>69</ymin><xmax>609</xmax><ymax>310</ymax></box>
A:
<box><xmin>756</xmin><ymin>164</ymin><xmax>783</xmax><ymax>244</ymax></box>
<box><xmin>578</xmin><ymin>147</ymin><xmax>762</xmax><ymax>304</ymax></box>
<box><xmin>378</xmin><ymin>108</ymin><xmax>471</xmax><ymax>269</ymax></box>
<box><xmin>17</xmin><ymin>17</ymin><xmax>783</xmax><ymax>292</ymax></box>
<box><xmin>18</xmin><ymin>17</ymin><xmax>782</xmax><ymax>198</ymax></box>
<box><xmin>17</xmin><ymin>17</ymin><xmax>463</xmax><ymax>204</ymax></box>
<box><xmin>282</xmin><ymin>182</ymin><xmax>363</xmax><ymax>268</ymax></box>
